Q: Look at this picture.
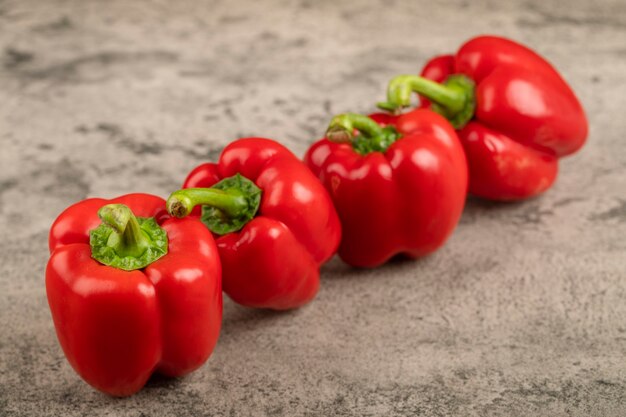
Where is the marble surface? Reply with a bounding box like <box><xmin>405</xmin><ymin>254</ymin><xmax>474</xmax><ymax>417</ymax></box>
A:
<box><xmin>1</xmin><ymin>0</ymin><xmax>625</xmax><ymax>415</ymax></box>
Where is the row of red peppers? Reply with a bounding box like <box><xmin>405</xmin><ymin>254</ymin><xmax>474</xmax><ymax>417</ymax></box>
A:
<box><xmin>46</xmin><ymin>35</ymin><xmax>588</xmax><ymax>396</ymax></box>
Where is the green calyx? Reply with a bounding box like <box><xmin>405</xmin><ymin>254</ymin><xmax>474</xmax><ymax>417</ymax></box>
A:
<box><xmin>90</xmin><ymin>204</ymin><xmax>168</xmax><ymax>271</ymax></box>
<box><xmin>377</xmin><ymin>74</ymin><xmax>476</xmax><ymax>129</ymax></box>
<box><xmin>166</xmin><ymin>174</ymin><xmax>262</xmax><ymax>235</ymax></box>
<box><xmin>326</xmin><ymin>113</ymin><xmax>401</xmax><ymax>155</ymax></box>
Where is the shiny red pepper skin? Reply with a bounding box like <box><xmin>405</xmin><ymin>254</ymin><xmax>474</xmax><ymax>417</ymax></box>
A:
<box><xmin>419</xmin><ymin>35</ymin><xmax>588</xmax><ymax>200</ymax></box>
<box><xmin>305</xmin><ymin>110</ymin><xmax>467</xmax><ymax>268</ymax></box>
<box><xmin>183</xmin><ymin>138</ymin><xmax>341</xmax><ymax>309</ymax></box>
<box><xmin>46</xmin><ymin>193</ymin><xmax>222</xmax><ymax>396</ymax></box>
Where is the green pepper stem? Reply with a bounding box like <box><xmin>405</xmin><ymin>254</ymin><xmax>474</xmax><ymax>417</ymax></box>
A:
<box><xmin>97</xmin><ymin>204</ymin><xmax>151</xmax><ymax>258</ymax></box>
<box><xmin>378</xmin><ymin>74</ymin><xmax>466</xmax><ymax>113</ymax></box>
<box><xmin>167</xmin><ymin>175</ymin><xmax>262</xmax><ymax>235</ymax></box>
<box><xmin>325</xmin><ymin>113</ymin><xmax>402</xmax><ymax>155</ymax></box>
<box><xmin>166</xmin><ymin>188</ymin><xmax>248</xmax><ymax>219</ymax></box>
<box><xmin>378</xmin><ymin>74</ymin><xmax>476</xmax><ymax>129</ymax></box>
<box><xmin>326</xmin><ymin>113</ymin><xmax>384</xmax><ymax>143</ymax></box>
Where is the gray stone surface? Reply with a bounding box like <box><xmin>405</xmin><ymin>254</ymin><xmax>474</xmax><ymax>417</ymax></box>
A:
<box><xmin>1</xmin><ymin>0</ymin><xmax>625</xmax><ymax>415</ymax></box>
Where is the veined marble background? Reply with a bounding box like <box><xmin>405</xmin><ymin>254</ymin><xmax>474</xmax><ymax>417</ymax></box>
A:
<box><xmin>1</xmin><ymin>0</ymin><xmax>625</xmax><ymax>415</ymax></box>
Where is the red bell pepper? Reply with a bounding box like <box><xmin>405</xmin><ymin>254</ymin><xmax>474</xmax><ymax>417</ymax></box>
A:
<box><xmin>46</xmin><ymin>193</ymin><xmax>222</xmax><ymax>396</ymax></box>
<box><xmin>378</xmin><ymin>35</ymin><xmax>588</xmax><ymax>201</ymax></box>
<box><xmin>304</xmin><ymin>111</ymin><xmax>467</xmax><ymax>268</ymax></box>
<box><xmin>166</xmin><ymin>137</ymin><xmax>341</xmax><ymax>310</ymax></box>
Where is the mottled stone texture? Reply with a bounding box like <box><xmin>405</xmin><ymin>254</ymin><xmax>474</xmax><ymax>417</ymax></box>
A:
<box><xmin>0</xmin><ymin>0</ymin><xmax>625</xmax><ymax>415</ymax></box>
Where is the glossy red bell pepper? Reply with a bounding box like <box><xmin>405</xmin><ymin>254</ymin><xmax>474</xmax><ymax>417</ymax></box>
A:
<box><xmin>166</xmin><ymin>137</ymin><xmax>341</xmax><ymax>310</ymax></box>
<box><xmin>305</xmin><ymin>110</ymin><xmax>467</xmax><ymax>268</ymax></box>
<box><xmin>46</xmin><ymin>194</ymin><xmax>222</xmax><ymax>396</ymax></box>
<box><xmin>379</xmin><ymin>35</ymin><xmax>588</xmax><ymax>201</ymax></box>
